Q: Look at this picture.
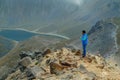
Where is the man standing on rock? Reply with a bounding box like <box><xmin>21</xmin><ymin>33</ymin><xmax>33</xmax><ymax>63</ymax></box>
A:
<box><xmin>81</xmin><ymin>30</ymin><xmax>88</xmax><ymax>58</ymax></box>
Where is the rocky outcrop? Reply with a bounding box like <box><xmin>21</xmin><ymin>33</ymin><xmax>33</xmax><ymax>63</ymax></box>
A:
<box><xmin>26</xmin><ymin>66</ymin><xmax>45</xmax><ymax>80</ymax></box>
<box><xmin>19</xmin><ymin>57</ymin><xmax>32</xmax><ymax>72</ymax></box>
<box><xmin>88</xmin><ymin>20</ymin><xmax>118</xmax><ymax>57</ymax></box>
<box><xmin>6</xmin><ymin>48</ymin><xmax>120</xmax><ymax>80</ymax></box>
<box><xmin>50</xmin><ymin>62</ymin><xmax>64</xmax><ymax>75</ymax></box>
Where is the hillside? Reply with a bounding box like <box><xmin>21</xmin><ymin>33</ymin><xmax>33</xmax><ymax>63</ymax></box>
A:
<box><xmin>111</xmin><ymin>17</ymin><xmax>120</xmax><ymax>68</ymax></box>
<box><xmin>0</xmin><ymin>0</ymin><xmax>120</xmax><ymax>79</ymax></box>
<box><xmin>0</xmin><ymin>0</ymin><xmax>120</xmax><ymax>38</ymax></box>
<box><xmin>6</xmin><ymin>48</ymin><xmax>120</xmax><ymax>80</ymax></box>
<box><xmin>0</xmin><ymin>35</ymin><xmax>67</xmax><ymax>79</ymax></box>
<box><xmin>0</xmin><ymin>36</ymin><xmax>16</xmax><ymax>57</ymax></box>
<box><xmin>68</xmin><ymin>19</ymin><xmax>118</xmax><ymax>57</ymax></box>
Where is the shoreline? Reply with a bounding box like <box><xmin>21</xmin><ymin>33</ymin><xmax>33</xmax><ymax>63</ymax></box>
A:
<box><xmin>0</xmin><ymin>28</ymin><xmax>70</xmax><ymax>40</ymax></box>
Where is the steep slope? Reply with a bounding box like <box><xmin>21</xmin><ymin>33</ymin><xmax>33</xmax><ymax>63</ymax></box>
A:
<box><xmin>6</xmin><ymin>48</ymin><xmax>120</xmax><ymax>80</ymax></box>
<box><xmin>0</xmin><ymin>36</ymin><xmax>16</xmax><ymax>57</ymax></box>
<box><xmin>0</xmin><ymin>35</ymin><xmax>66</xmax><ymax>79</ymax></box>
<box><xmin>111</xmin><ymin>17</ymin><xmax>120</xmax><ymax>67</ymax></box>
<box><xmin>68</xmin><ymin>19</ymin><xmax>118</xmax><ymax>57</ymax></box>
<box><xmin>88</xmin><ymin>20</ymin><xmax>118</xmax><ymax>57</ymax></box>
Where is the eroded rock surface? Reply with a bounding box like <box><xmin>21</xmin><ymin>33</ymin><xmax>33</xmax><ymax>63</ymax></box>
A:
<box><xmin>6</xmin><ymin>48</ymin><xmax>120</xmax><ymax>80</ymax></box>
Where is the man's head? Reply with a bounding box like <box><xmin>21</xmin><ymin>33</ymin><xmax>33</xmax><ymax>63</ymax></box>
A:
<box><xmin>82</xmin><ymin>30</ymin><xmax>86</xmax><ymax>35</ymax></box>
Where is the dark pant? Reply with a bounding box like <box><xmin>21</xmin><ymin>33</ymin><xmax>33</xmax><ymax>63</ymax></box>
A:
<box><xmin>82</xmin><ymin>44</ymin><xmax>87</xmax><ymax>57</ymax></box>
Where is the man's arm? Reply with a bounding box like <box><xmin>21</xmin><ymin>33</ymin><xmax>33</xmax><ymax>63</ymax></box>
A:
<box><xmin>81</xmin><ymin>34</ymin><xmax>87</xmax><ymax>41</ymax></box>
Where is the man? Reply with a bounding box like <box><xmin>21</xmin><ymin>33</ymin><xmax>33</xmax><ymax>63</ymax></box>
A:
<box><xmin>81</xmin><ymin>30</ymin><xmax>88</xmax><ymax>57</ymax></box>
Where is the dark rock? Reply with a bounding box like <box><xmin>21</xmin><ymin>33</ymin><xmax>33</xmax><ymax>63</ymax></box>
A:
<box><xmin>75</xmin><ymin>50</ymin><xmax>82</xmax><ymax>56</ymax></box>
<box><xmin>19</xmin><ymin>51</ymin><xmax>34</xmax><ymax>59</ymax></box>
<box><xmin>50</xmin><ymin>62</ymin><xmax>64</xmax><ymax>75</ymax></box>
<box><xmin>115</xmin><ymin>64</ymin><xmax>118</xmax><ymax>67</ymax></box>
<box><xmin>19</xmin><ymin>51</ymin><xmax>29</xmax><ymax>59</ymax></box>
<box><xmin>59</xmin><ymin>60</ymin><xmax>77</xmax><ymax>68</ymax></box>
<box><xmin>19</xmin><ymin>66</ymin><xmax>26</xmax><ymax>72</ymax></box>
<box><xmin>46</xmin><ymin>59</ymin><xmax>54</xmax><ymax>66</ymax></box>
<box><xmin>34</xmin><ymin>51</ymin><xmax>43</xmax><ymax>57</ymax></box>
<box><xmin>26</xmin><ymin>69</ymin><xmax>36</xmax><ymax>80</ymax></box>
<box><xmin>36</xmin><ymin>54</ymin><xmax>43</xmax><ymax>60</ymax></box>
<box><xmin>43</xmin><ymin>49</ymin><xmax>51</xmax><ymax>56</ymax></box>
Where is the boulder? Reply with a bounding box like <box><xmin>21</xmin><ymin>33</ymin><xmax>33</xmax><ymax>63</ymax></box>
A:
<box><xmin>84</xmin><ymin>57</ymin><xmax>93</xmax><ymax>63</ymax></box>
<box><xmin>59</xmin><ymin>60</ymin><xmax>77</xmax><ymax>68</ymax></box>
<box><xmin>19</xmin><ymin>57</ymin><xmax>32</xmax><ymax>67</ymax></box>
<box><xmin>19</xmin><ymin>51</ymin><xmax>29</xmax><ymax>59</ymax></box>
<box><xmin>75</xmin><ymin>50</ymin><xmax>82</xmax><ymax>56</ymax></box>
<box><xmin>50</xmin><ymin>62</ymin><xmax>64</xmax><ymax>75</ymax></box>
<box><xmin>34</xmin><ymin>51</ymin><xmax>43</xmax><ymax>57</ymax></box>
<box><xmin>19</xmin><ymin>51</ymin><xmax>34</xmax><ymax>59</ymax></box>
<box><xmin>46</xmin><ymin>59</ymin><xmax>55</xmax><ymax>66</ymax></box>
<box><xmin>26</xmin><ymin>66</ymin><xmax>45</xmax><ymax>80</ymax></box>
<box><xmin>43</xmin><ymin>49</ymin><xmax>51</xmax><ymax>56</ymax></box>
<box><xmin>78</xmin><ymin>64</ymin><xmax>88</xmax><ymax>74</ymax></box>
<box><xmin>36</xmin><ymin>54</ymin><xmax>43</xmax><ymax>61</ymax></box>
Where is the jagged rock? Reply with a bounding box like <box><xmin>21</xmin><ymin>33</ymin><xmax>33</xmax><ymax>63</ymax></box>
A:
<box><xmin>34</xmin><ymin>51</ymin><xmax>43</xmax><ymax>57</ymax></box>
<box><xmin>36</xmin><ymin>54</ymin><xmax>43</xmax><ymax>61</ymax></box>
<box><xmin>46</xmin><ymin>59</ymin><xmax>55</xmax><ymax>66</ymax></box>
<box><xmin>43</xmin><ymin>49</ymin><xmax>51</xmax><ymax>56</ymax></box>
<box><xmin>50</xmin><ymin>62</ymin><xmax>64</xmax><ymax>75</ymax></box>
<box><xmin>75</xmin><ymin>50</ymin><xmax>82</xmax><ymax>56</ymax></box>
<box><xmin>19</xmin><ymin>51</ymin><xmax>29</xmax><ymax>59</ymax></box>
<box><xmin>90</xmin><ymin>56</ymin><xmax>98</xmax><ymax>63</ymax></box>
<box><xmin>26</xmin><ymin>66</ymin><xmax>45</xmax><ymax>80</ymax></box>
<box><xmin>59</xmin><ymin>60</ymin><xmax>77</xmax><ymax>68</ymax></box>
<box><xmin>96</xmin><ymin>63</ymin><xmax>105</xmax><ymax>69</ymax></box>
<box><xmin>19</xmin><ymin>51</ymin><xmax>34</xmax><ymax>59</ymax></box>
<box><xmin>84</xmin><ymin>57</ymin><xmax>93</xmax><ymax>63</ymax></box>
<box><xmin>6</xmin><ymin>48</ymin><xmax>120</xmax><ymax>80</ymax></box>
<box><xmin>78</xmin><ymin>64</ymin><xmax>88</xmax><ymax>74</ymax></box>
<box><xmin>19</xmin><ymin>57</ymin><xmax>32</xmax><ymax>68</ymax></box>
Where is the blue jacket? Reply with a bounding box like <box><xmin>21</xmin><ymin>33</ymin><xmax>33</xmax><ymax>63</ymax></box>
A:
<box><xmin>81</xmin><ymin>33</ymin><xmax>88</xmax><ymax>45</ymax></box>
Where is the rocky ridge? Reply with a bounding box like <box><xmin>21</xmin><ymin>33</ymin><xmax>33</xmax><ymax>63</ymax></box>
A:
<box><xmin>6</xmin><ymin>48</ymin><xmax>120</xmax><ymax>80</ymax></box>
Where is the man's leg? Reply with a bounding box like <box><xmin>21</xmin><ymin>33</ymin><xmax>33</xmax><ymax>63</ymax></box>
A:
<box><xmin>83</xmin><ymin>44</ymin><xmax>87</xmax><ymax>57</ymax></box>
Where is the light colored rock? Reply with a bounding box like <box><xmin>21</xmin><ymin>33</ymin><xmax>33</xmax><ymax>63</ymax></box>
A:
<box><xmin>26</xmin><ymin>66</ymin><xmax>45</xmax><ymax>79</ymax></box>
<box><xmin>19</xmin><ymin>57</ymin><xmax>32</xmax><ymax>67</ymax></box>
<box><xmin>78</xmin><ymin>64</ymin><xmax>88</xmax><ymax>74</ymax></box>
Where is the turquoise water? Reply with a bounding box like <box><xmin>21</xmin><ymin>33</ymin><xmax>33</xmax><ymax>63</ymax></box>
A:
<box><xmin>0</xmin><ymin>30</ymin><xmax>37</xmax><ymax>41</ymax></box>
<box><xmin>0</xmin><ymin>29</ymin><xmax>70</xmax><ymax>41</ymax></box>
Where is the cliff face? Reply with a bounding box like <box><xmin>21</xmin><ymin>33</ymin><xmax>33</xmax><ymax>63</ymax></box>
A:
<box><xmin>88</xmin><ymin>20</ymin><xmax>118</xmax><ymax>57</ymax></box>
<box><xmin>6</xmin><ymin>48</ymin><xmax>120</xmax><ymax>80</ymax></box>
